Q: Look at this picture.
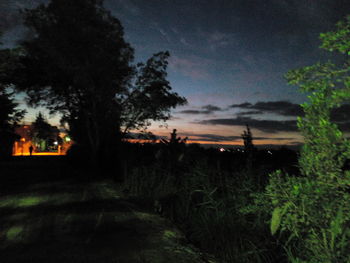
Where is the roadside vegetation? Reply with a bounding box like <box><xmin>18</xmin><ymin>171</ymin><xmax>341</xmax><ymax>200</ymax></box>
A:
<box><xmin>0</xmin><ymin>0</ymin><xmax>349</xmax><ymax>261</ymax></box>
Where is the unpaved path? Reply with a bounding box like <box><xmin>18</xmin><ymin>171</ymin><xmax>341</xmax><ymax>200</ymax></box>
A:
<box><xmin>0</xmin><ymin>157</ymin><xmax>217</xmax><ymax>263</ymax></box>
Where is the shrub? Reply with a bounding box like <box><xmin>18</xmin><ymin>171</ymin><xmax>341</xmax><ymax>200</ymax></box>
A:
<box><xmin>264</xmin><ymin>15</ymin><xmax>350</xmax><ymax>263</ymax></box>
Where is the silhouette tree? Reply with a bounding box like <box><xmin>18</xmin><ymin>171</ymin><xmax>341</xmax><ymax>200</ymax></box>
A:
<box><xmin>241</xmin><ymin>124</ymin><xmax>255</xmax><ymax>172</ymax></box>
<box><xmin>11</xmin><ymin>0</ymin><xmax>186</xmax><ymax>171</ymax></box>
<box><xmin>160</xmin><ymin>129</ymin><xmax>188</xmax><ymax>146</ymax></box>
<box><xmin>31</xmin><ymin>112</ymin><xmax>59</xmax><ymax>151</ymax></box>
<box><xmin>0</xmin><ymin>33</ymin><xmax>26</xmax><ymax>157</ymax></box>
<box><xmin>32</xmin><ymin>113</ymin><xmax>52</xmax><ymax>140</ymax></box>
<box><xmin>241</xmin><ymin>124</ymin><xmax>254</xmax><ymax>152</ymax></box>
<box><xmin>121</xmin><ymin>53</ymin><xmax>187</xmax><ymax>135</ymax></box>
<box><xmin>158</xmin><ymin>129</ymin><xmax>188</xmax><ymax>186</ymax></box>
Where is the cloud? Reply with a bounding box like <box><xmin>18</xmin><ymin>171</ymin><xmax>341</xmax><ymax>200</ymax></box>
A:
<box><xmin>189</xmin><ymin>134</ymin><xmax>242</xmax><ymax>142</ymax></box>
<box><xmin>178</xmin><ymin>104</ymin><xmax>222</xmax><ymax>115</ymax></box>
<box><xmin>178</xmin><ymin>110</ymin><xmax>211</xmax><ymax>115</ymax></box>
<box><xmin>201</xmin><ymin>104</ymin><xmax>222</xmax><ymax>112</ymax></box>
<box><xmin>331</xmin><ymin>104</ymin><xmax>350</xmax><ymax>132</ymax></box>
<box><xmin>253</xmin><ymin>101</ymin><xmax>303</xmax><ymax>116</ymax></box>
<box><xmin>331</xmin><ymin>104</ymin><xmax>350</xmax><ymax>123</ymax></box>
<box><xmin>188</xmin><ymin>133</ymin><xmax>293</xmax><ymax>142</ymax></box>
<box><xmin>336</xmin><ymin>122</ymin><xmax>350</xmax><ymax>132</ymax></box>
<box><xmin>230</xmin><ymin>102</ymin><xmax>253</xmax><ymax>108</ymax></box>
<box><xmin>128</xmin><ymin>131</ymin><xmax>295</xmax><ymax>144</ymax></box>
<box><xmin>230</xmin><ymin>101</ymin><xmax>304</xmax><ymax>116</ymax></box>
<box><xmin>197</xmin><ymin>102</ymin><xmax>350</xmax><ymax>133</ymax></box>
<box><xmin>198</xmin><ymin>116</ymin><xmax>298</xmax><ymax>133</ymax></box>
<box><xmin>169</xmin><ymin>116</ymin><xmax>182</xmax><ymax>121</ymax></box>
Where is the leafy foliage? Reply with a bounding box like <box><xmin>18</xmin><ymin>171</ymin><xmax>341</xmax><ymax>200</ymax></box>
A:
<box><xmin>264</xmin><ymin>15</ymin><xmax>350</xmax><ymax>263</ymax></box>
<box><xmin>121</xmin><ymin>53</ymin><xmax>187</xmax><ymax>134</ymax></box>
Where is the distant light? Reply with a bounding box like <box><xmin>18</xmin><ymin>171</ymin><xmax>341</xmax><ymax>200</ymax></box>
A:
<box><xmin>65</xmin><ymin>136</ymin><xmax>71</xmax><ymax>142</ymax></box>
<box><xmin>54</xmin><ymin>141</ymin><xmax>58</xmax><ymax>145</ymax></box>
<box><xmin>20</xmin><ymin>138</ymin><xmax>25</xmax><ymax>142</ymax></box>
<box><xmin>268</xmin><ymin>150</ymin><xmax>272</xmax><ymax>155</ymax></box>
<box><xmin>219</xmin><ymin>147</ymin><xmax>225</xmax><ymax>152</ymax></box>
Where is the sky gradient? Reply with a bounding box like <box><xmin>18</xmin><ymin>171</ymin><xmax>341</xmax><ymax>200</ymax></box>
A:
<box><xmin>1</xmin><ymin>0</ymin><xmax>350</xmax><ymax>147</ymax></box>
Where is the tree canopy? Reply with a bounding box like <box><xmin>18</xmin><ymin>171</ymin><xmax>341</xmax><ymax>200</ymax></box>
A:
<box><xmin>0</xmin><ymin>32</ymin><xmax>26</xmax><ymax>156</ymax></box>
<box><xmin>9</xmin><ymin>0</ymin><xmax>186</xmax><ymax>166</ymax></box>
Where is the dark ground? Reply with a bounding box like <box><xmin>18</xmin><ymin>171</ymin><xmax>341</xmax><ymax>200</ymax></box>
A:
<box><xmin>0</xmin><ymin>156</ymin><xmax>217</xmax><ymax>263</ymax></box>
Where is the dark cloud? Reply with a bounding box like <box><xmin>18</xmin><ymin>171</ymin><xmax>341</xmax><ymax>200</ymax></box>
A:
<box><xmin>169</xmin><ymin>116</ymin><xmax>182</xmax><ymax>120</ymax></box>
<box><xmin>230</xmin><ymin>102</ymin><xmax>252</xmax><ymax>108</ymax></box>
<box><xmin>336</xmin><ymin>122</ymin><xmax>350</xmax><ymax>132</ymax></box>
<box><xmin>198</xmin><ymin>116</ymin><xmax>298</xmax><ymax>133</ymax></box>
<box><xmin>264</xmin><ymin>137</ymin><xmax>295</xmax><ymax>141</ymax></box>
<box><xmin>230</xmin><ymin>101</ymin><xmax>304</xmax><ymax>116</ymax></box>
<box><xmin>178</xmin><ymin>110</ymin><xmax>211</xmax><ymax>115</ymax></box>
<box><xmin>299</xmin><ymin>103</ymin><xmax>350</xmax><ymax>131</ymax></box>
<box><xmin>230</xmin><ymin>101</ymin><xmax>350</xmax><ymax>123</ymax></box>
<box><xmin>178</xmin><ymin>104</ymin><xmax>222</xmax><ymax>115</ymax></box>
<box><xmin>188</xmin><ymin>133</ymin><xmax>294</xmax><ymax>142</ymax></box>
<box><xmin>198</xmin><ymin>102</ymin><xmax>350</xmax><ymax>133</ymax></box>
<box><xmin>201</xmin><ymin>104</ymin><xmax>222</xmax><ymax>111</ymax></box>
<box><xmin>331</xmin><ymin>104</ymin><xmax>350</xmax><ymax>123</ymax></box>
<box><xmin>190</xmin><ymin>134</ymin><xmax>242</xmax><ymax>142</ymax></box>
<box><xmin>253</xmin><ymin>101</ymin><xmax>303</xmax><ymax>116</ymax></box>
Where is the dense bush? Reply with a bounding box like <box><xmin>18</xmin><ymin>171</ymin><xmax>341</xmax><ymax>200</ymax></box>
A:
<box><xmin>262</xmin><ymin>16</ymin><xmax>350</xmax><ymax>263</ymax></box>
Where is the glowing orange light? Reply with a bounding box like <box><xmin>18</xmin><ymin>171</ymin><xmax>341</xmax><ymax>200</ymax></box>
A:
<box><xmin>20</xmin><ymin>138</ymin><xmax>26</xmax><ymax>142</ymax></box>
<box><xmin>13</xmin><ymin>152</ymin><xmax>62</xmax><ymax>156</ymax></box>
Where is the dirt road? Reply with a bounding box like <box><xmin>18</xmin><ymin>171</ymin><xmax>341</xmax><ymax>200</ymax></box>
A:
<box><xmin>0</xmin><ymin>157</ymin><xmax>217</xmax><ymax>263</ymax></box>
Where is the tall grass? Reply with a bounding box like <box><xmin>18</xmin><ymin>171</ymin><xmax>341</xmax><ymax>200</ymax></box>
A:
<box><xmin>122</xmin><ymin>150</ymin><xmax>287</xmax><ymax>263</ymax></box>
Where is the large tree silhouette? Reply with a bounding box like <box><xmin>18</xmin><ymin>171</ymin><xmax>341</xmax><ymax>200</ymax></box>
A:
<box><xmin>0</xmin><ymin>33</ymin><xmax>25</xmax><ymax>157</ymax></box>
<box><xmin>12</xmin><ymin>0</ymin><xmax>186</xmax><ymax>171</ymax></box>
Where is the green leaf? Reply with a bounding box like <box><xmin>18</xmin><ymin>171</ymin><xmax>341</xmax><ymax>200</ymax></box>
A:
<box><xmin>330</xmin><ymin>207</ymin><xmax>343</xmax><ymax>238</ymax></box>
<box><xmin>271</xmin><ymin>207</ymin><xmax>282</xmax><ymax>235</ymax></box>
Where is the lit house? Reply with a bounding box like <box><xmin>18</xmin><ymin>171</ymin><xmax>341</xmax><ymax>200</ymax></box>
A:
<box><xmin>12</xmin><ymin>124</ymin><xmax>72</xmax><ymax>156</ymax></box>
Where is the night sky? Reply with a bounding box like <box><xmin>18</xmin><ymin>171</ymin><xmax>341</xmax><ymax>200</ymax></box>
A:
<box><xmin>2</xmin><ymin>0</ymin><xmax>350</xmax><ymax>147</ymax></box>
